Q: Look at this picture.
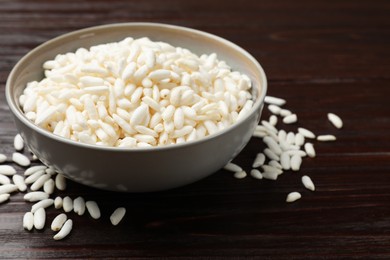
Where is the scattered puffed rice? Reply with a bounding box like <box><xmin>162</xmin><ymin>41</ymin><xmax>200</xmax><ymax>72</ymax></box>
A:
<box><xmin>43</xmin><ymin>179</ymin><xmax>55</xmax><ymax>194</ymax></box>
<box><xmin>264</xmin><ymin>96</ymin><xmax>286</xmax><ymax>106</ymax></box>
<box><xmin>279</xmin><ymin>109</ymin><xmax>292</xmax><ymax>117</ymax></box>
<box><xmin>45</xmin><ymin>167</ymin><xmax>56</xmax><ymax>176</ymax></box>
<box><xmin>33</xmin><ymin>208</ymin><xmax>46</xmax><ymax>230</ymax></box>
<box><xmin>12</xmin><ymin>175</ymin><xmax>27</xmax><ymax>192</ymax></box>
<box><xmin>110</xmin><ymin>207</ymin><xmax>126</xmax><ymax>226</ymax></box>
<box><xmin>302</xmin><ymin>175</ymin><xmax>315</xmax><ymax>191</ymax></box>
<box><xmin>290</xmin><ymin>155</ymin><xmax>302</xmax><ymax>171</ymax></box>
<box><xmin>0</xmin><ymin>184</ymin><xmax>18</xmax><ymax>194</ymax></box>
<box><xmin>51</xmin><ymin>213</ymin><xmax>67</xmax><ymax>231</ymax></box>
<box><xmin>317</xmin><ymin>135</ymin><xmax>336</xmax><ymax>141</ymax></box>
<box><xmin>12</xmin><ymin>152</ymin><xmax>30</xmax><ymax>167</ymax></box>
<box><xmin>268</xmin><ymin>104</ymin><xmax>281</xmax><ymax>115</ymax></box>
<box><xmin>264</xmin><ymin>148</ymin><xmax>279</xmax><ymax>161</ymax></box>
<box><xmin>298</xmin><ymin>127</ymin><xmax>316</xmax><ymax>139</ymax></box>
<box><xmin>262</xmin><ymin>165</ymin><xmax>283</xmax><ymax>175</ymax></box>
<box><xmin>30</xmin><ymin>174</ymin><xmax>51</xmax><ymax>191</ymax></box>
<box><xmin>280</xmin><ymin>152</ymin><xmax>291</xmax><ymax>170</ymax></box>
<box><xmin>286</xmin><ymin>150</ymin><xmax>306</xmax><ymax>157</ymax></box>
<box><xmin>24</xmin><ymin>191</ymin><xmax>49</xmax><ymax>202</ymax></box>
<box><xmin>263</xmin><ymin>136</ymin><xmax>282</xmax><ymax>155</ymax></box>
<box><xmin>54</xmin><ymin>196</ymin><xmax>63</xmax><ymax>209</ymax></box>
<box><xmin>234</xmin><ymin>171</ymin><xmax>247</xmax><ymax>179</ymax></box>
<box><xmin>0</xmin><ymin>174</ymin><xmax>11</xmax><ymax>185</ymax></box>
<box><xmin>252</xmin><ymin>131</ymin><xmax>267</xmax><ymax>138</ymax></box>
<box><xmin>0</xmin><ymin>165</ymin><xmax>17</xmax><ymax>176</ymax></box>
<box><xmin>0</xmin><ymin>154</ymin><xmax>6</xmax><ymax>163</ymax></box>
<box><xmin>86</xmin><ymin>201</ymin><xmax>101</xmax><ymax>219</ymax></box>
<box><xmin>24</xmin><ymin>170</ymin><xmax>45</xmax><ymax>184</ymax></box>
<box><xmin>0</xmin><ymin>193</ymin><xmax>10</xmax><ymax>204</ymax></box>
<box><xmin>62</xmin><ymin>196</ymin><xmax>73</xmax><ymax>213</ymax></box>
<box><xmin>252</xmin><ymin>153</ymin><xmax>266</xmax><ymax>168</ymax></box>
<box><xmin>286</xmin><ymin>131</ymin><xmax>295</xmax><ymax>144</ymax></box>
<box><xmin>269</xmin><ymin>160</ymin><xmax>282</xmax><ymax>169</ymax></box>
<box><xmin>262</xmin><ymin>171</ymin><xmax>278</xmax><ymax>180</ymax></box>
<box><xmin>223</xmin><ymin>162</ymin><xmax>243</xmax><ymax>173</ymax></box>
<box><xmin>55</xmin><ymin>174</ymin><xmax>66</xmax><ymax>190</ymax></box>
<box><xmin>53</xmin><ymin>219</ymin><xmax>73</xmax><ymax>240</ymax></box>
<box><xmin>304</xmin><ymin>143</ymin><xmax>316</xmax><ymax>158</ymax></box>
<box><xmin>73</xmin><ymin>196</ymin><xmax>86</xmax><ymax>216</ymax></box>
<box><xmin>282</xmin><ymin>114</ymin><xmax>297</xmax><ymax>124</ymax></box>
<box><xmin>327</xmin><ymin>113</ymin><xmax>343</xmax><ymax>129</ymax></box>
<box><xmin>24</xmin><ymin>165</ymin><xmax>47</xmax><ymax>176</ymax></box>
<box><xmin>14</xmin><ymin>134</ymin><xmax>24</xmax><ymax>151</ymax></box>
<box><xmin>23</xmin><ymin>212</ymin><xmax>34</xmax><ymax>231</ymax></box>
<box><xmin>31</xmin><ymin>198</ymin><xmax>54</xmax><ymax>213</ymax></box>
<box><xmin>286</xmin><ymin>192</ymin><xmax>301</xmax><ymax>202</ymax></box>
<box><xmin>269</xmin><ymin>115</ymin><xmax>278</xmax><ymax>126</ymax></box>
<box><xmin>250</xmin><ymin>169</ymin><xmax>263</xmax><ymax>179</ymax></box>
<box><xmin>294</xmin><ymin>133</ymin><xmax>305</xmax><ymax>147</ymax></box>
<box><xmin>261</xmin><ymin>120</ymin><xmax>278</xmax><ymax>134</ymax></box>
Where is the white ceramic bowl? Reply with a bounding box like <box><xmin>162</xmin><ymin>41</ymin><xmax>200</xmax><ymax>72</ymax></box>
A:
<box><xmin>6</xmin><ymin>23</ymin><xmax>267</xmax><ymax>192</ymax></box>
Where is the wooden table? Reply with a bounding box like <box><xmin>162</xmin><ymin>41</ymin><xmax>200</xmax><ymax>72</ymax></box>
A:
<box><xmin>1</xmin><ymin>0</ymin><xmax>389</xmax><ymax>258</ymax></box>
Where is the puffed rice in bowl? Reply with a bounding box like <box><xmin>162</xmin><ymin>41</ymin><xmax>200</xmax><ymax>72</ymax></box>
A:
<box><xmin>6</xmin><ymin>23</ymin><xmax>267</xmax><ymax>192</ymax></box>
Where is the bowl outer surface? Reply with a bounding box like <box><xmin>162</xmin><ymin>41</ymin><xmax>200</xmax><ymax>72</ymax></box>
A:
<box><xmin>6</xmin><ymin>23</ymin><xmax>267</xmax><ymax>192</ymax></box>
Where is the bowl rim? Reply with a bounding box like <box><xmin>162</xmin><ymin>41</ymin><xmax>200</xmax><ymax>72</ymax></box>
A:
<box><xmin>6</xmin><ymin>22</ymin><xmax>267</xmax><ymax>153</ymax></box>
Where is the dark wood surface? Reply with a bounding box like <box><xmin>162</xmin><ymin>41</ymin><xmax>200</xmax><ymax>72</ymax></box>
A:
<box><xmin>1</xmin><ymin>0</ymin><xmax>390</xmax><ymax>259</ymax></box>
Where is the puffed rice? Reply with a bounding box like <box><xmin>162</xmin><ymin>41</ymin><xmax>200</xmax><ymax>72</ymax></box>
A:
<box><xmin>12</xmin><ymin>152</ymin><xmax>30</xmax><ymax>167</ymax></box>
<box><xmin>23</xmin><ymin>212</ymin><xmax>34</xmax><ymax>231</ymax></box>
<box><xmin>62</xmin><ymin>196</ymin><xmax>73</xmax><ymax>213</ymax></box>
<box><xmin>317</xmin><ymin>135</ymin><xmax>336</xmax><ymax>141</ymax></box>
<box><xmin>24</xmin><ymin>191</ymin><xmax>49</xmax><ymax>202</ymax></box>
<box><xmin>0</xmin><ymin>193</ymin><xmax>10</xmax><ymax>204</ymax></box>
<box><xmin>0</xmin><ymin>174</ymin><xmax>11</xmax><ymax>185</ymax></box>
<box><xmin>234</xmin><ymin>170</ymin><xmax>247</xmax><ymax>179</ymax></box>
<box><xmin>31</xmin><ymin>198</ymin><xmax>54</xmax><ymax>213</ymax></box>
<box><xmin>51</xmin><ymin>213</ymin><xmax>67</xmax><ymax>231</ymax></box>
<box><xmin>14</xmin><ymin>134</ymin><xmax>24</xmax><ymax>151</ymax></box>
<box><xmin>0</xmin><ymin>165</ymin><xmax>16</xmax><ymax>176</ymax></box>
<box><xmin>53</xmin><ymin>219</ymin><xmax>73</xmax><ymax>240</ymax></box>
<box><xmin>302</xmin><ymin>175</ymin><xmax>315</xmax><ymax>191</ymax></box>
<box><xmin>12</xmin><ymin>175</ymin><xmax>27</xmax><ymax>192</ymax></box>
<box><xmin>223</xmin><ymin>162</ymin><xmax>243</xmax><ymax>173</ymax></box>
<box><xmin>0</xmin><ymin>154</ymin><xmax>6</xmax><ymax>163</ymax></box>
<box><xmin>86</xmin><ymin>201</ymin><xmax>101</xmax><ymax>219</ymax></box>
<box><xmin>110</xmin><ymin>207</ymin><xmax>126</xmax><ymax>226</ymax></box>
<box><xmin>0</xmin><ymin>184</ymin><xmax>18</xmax><ymax>194</ymax></box>
<box><xmin>33</xmin><ymin>208</ymin><xmax>46</xmax><ymax>230</ymax></box>
<box><xmin>250</xmin><ymin>169</ymin><xmax>263</xmax><ymax>179</ymax></box>
<box><xmin>21</xmin><ymin>37</ymin><xmax>253</xmax><ymax>148</ymax></box>
<box><xmin>327</xmin><ymin>113</ymin><xmax>343</xmax><ymax>129</ymax></box>
<box><xmin>286</xmin><ymin>192</ymin><xmax>301</xmax><ymax>202</ymax></box>
<box><xmin>55</xmin><ymin>174</ymin><xmax>66</xmax><ymax>190</ymax></box>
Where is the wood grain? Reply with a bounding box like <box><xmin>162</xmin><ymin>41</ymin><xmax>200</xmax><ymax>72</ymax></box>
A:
<box><xmin>0</xmin><ymin>0</ymin><xmax>389</xmax><ymax>258</ymax></box>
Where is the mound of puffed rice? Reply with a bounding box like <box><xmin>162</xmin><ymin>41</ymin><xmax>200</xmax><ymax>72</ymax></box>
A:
<box><xmin>19</xmin><ymin>37</ymin><xmax>254</xmax><ymax>148</ymax></box>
